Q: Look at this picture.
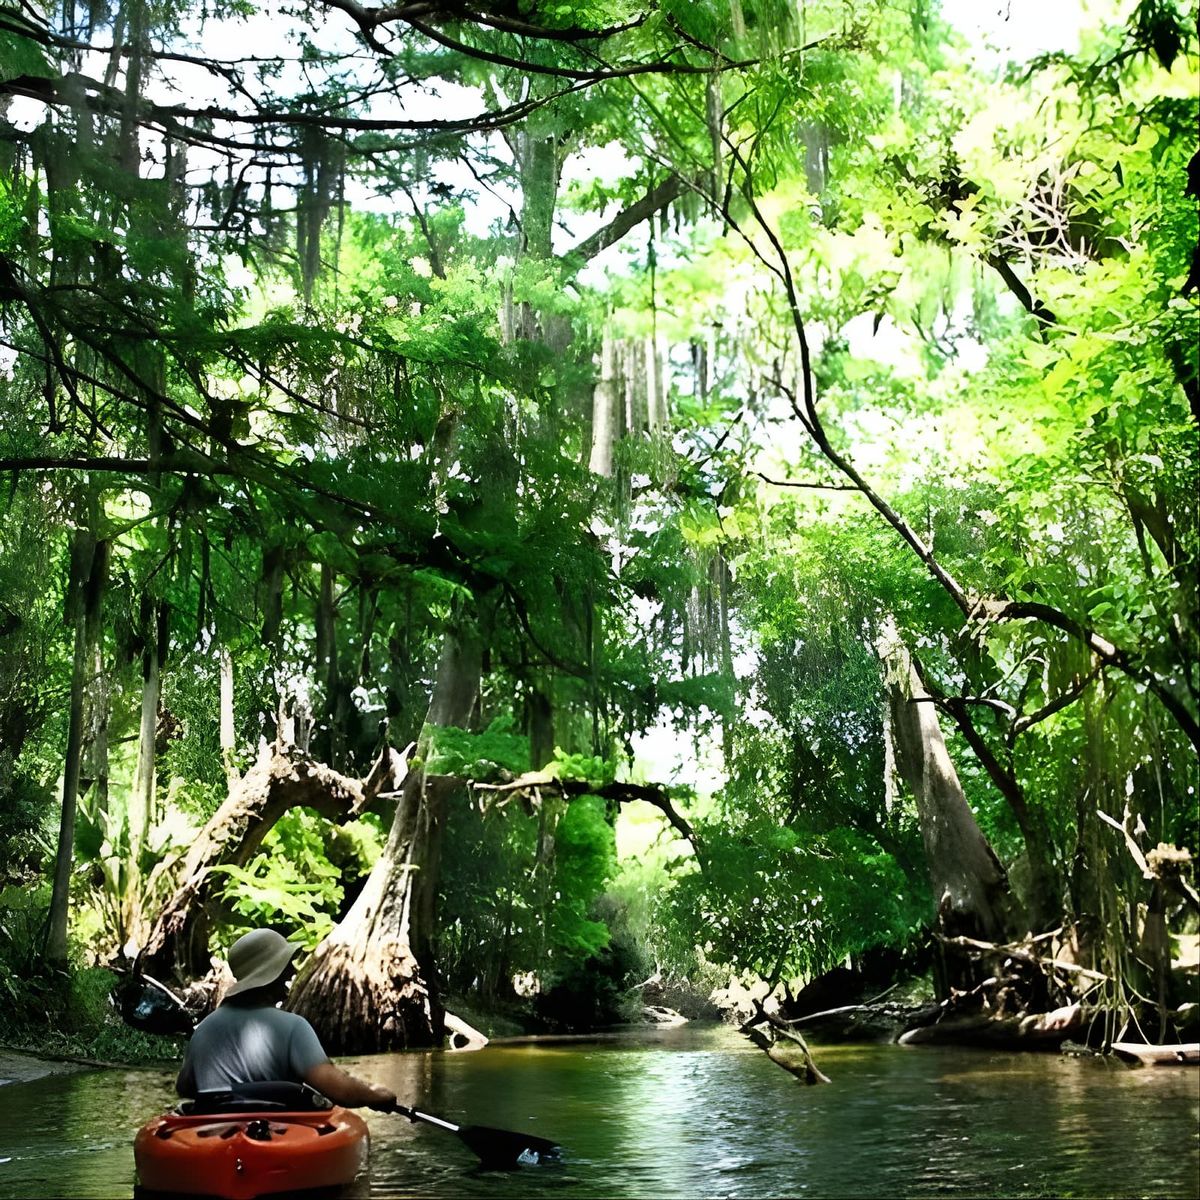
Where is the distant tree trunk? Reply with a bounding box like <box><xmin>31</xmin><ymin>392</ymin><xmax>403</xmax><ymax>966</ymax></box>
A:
<box><xmin>314</xmin><ymin>562</ymin><xmax>345</xmax><ymax>766</ymax></box>
<box><xmin>81</xmin><ymin>540</ymin><xmax>110</xmax><ymax>817</ymax></box>
<box><xmin>138</xmin><ymin>741</ymin><xmax>405</xmax><ymax>982</ymax></box>
<box><xmin>878</xmin><ymin>621</ymin><xmax>1015</xmax><ymax>994</ymax></box>
<box><xmin>529</xmin><ymin>681</ymin><xmax>555</xmax><ymax>771</ymax></box>
<box><xmin>46</xmin><ymin>511</ymin><xmax>104</xmax><ymax>965</ymax></box>
<box><xmin>129</xmin><ymin>596</ymin><xmax>168</xmax><ymax>864</ymax></box>
<box><xmin>589</xmin><ymin>332</ymin><xmax>619</xmax><ymax>476</ymax></box>
<box><xmin>716</xmin><ymin>551</ymin><xmax>734</xmax><ymax>760</ymax></box>
<box><xmin>219</xmin><ymin>645</ymin><xmax>237</xmax><ymax>790</ymax></box>
<box><xmin>288</xmin><ymin>618</ymin><xmax>483</xmax><ymax>1052</ymax></box>
<box><xmin>645</xmin><ymin>334</ymin><xmax>667</xmax><ymax>431</ymax></box>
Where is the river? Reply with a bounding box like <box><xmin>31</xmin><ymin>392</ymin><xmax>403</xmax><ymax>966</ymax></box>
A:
<box><xmin>1</xmin><ymin>1025</ymin><xmax>1196</xmax><ymax>1198</ymax></box>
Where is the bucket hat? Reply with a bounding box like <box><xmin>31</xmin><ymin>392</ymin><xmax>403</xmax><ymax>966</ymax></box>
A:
<box><xmin>225</xmin><ymin>928</ymin><xmax>299</xmax><ymax>997</ymax></box>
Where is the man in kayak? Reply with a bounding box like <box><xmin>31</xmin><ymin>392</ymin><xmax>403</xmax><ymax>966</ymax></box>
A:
<box><xmin>176</xmin><ymin>927</ymin><xmax>396</xmax><ymax>1110</ymax></box>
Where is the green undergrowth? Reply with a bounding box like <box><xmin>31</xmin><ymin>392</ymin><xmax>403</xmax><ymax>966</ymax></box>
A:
<box><xmin>1</xmin><ymin>887</ymin><xmax>181</xmax><ymax>1064</ymax></box>
<box><xmin>0</xmin><ymin>966</ymin><xmax>185</xmax><ymax>1065</ymax></box>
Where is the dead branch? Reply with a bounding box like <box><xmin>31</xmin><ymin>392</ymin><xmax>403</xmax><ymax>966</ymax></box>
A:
<box><xmin>937</xmin><ymin>934</ymin><xmax>1108</xmax><ymax>983</ymax></box>
<box><xmin>740</xmin><ymin>1000</ymin><xmax>831</xmax><ymax>1084</ymax></box>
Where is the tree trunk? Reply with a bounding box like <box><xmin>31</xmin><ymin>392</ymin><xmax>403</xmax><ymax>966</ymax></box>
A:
<box><xmin>81</xmin><ymin>540</ymin><xmax>110</xmax><ymax>818</ymax></box>
<box><xmin>126</xmin><ymin>596</ymin><xmax>168</xmax><ymax>943</ymax></box>
<box><xmin>936</xmin><ymin>694</ymin><xmax>1061</xmax><ymax>932</ymax></box>
<box><xmin>314</xmin><ymin>562</ymin><xmax>345</xmax><ymax>765</ymax></box>
<box><xmin>45</xmin><ymin>517</ymin><xmax>102</xmax><ymax>965</ymax></box>
<box><xmin>219</xmin><ymin>645</ymin><xmax>237</xmax><ymax>790</ymax></box>
<box><xmin>529</xmin><ymin>682</ymin><xmax>555</xmax><ymax>771</ymax></box>
<box><xmin>138</xmin><ymin>741</ymin><xmax>405</xmax><ymax>981</ymax></box>
<box><xmin>878</xmin><ymin>621</ymin><xmax>1015</xmax><ymax>992</ymax></box>
<box><xmin>514</xmin><ymin>128</ymin><xmax>558</xmax><ymax>264</ymax></box>
<box><xmin>288</xmin><ymin>619</ymin><xmax>483</xmax><ymax>1052</ymax></box>
<box><xmin>589</xmin><ymin>332</ymin><xmax>619</xmax><ymax>476</ymax></box>
<box><xmin>645</xmin><ymin>334</ymin><xmax>666</xmax><ymax>432</ymax></box>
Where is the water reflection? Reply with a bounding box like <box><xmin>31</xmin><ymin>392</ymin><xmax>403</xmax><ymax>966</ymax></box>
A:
<box><xmin>0</xmin><ymin>1027</ymin><xmax>1196</xmax><ymax>1199</ymax></box>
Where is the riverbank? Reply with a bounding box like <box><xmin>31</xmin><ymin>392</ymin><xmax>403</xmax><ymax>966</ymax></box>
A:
<box><xmin>0</xmin><ymin>1048</ymin><xmax>88</xmax><ymax>1088</ymax></box>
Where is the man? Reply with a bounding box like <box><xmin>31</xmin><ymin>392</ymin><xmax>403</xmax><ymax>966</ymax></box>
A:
<box><xmin>176</xmin><ymin>928</ymin><xmax>396</xmax><ymax>1110</ymax></box>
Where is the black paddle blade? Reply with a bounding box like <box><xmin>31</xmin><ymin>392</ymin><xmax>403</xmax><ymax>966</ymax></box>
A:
<box><xmin>458</xmin><ymin>1124</ymin><xmax>562</xmax><ymax>1169</ymax></box>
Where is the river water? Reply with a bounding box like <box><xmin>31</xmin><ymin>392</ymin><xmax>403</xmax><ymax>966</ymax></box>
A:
<box><xmin>1</xmin><ymin>1025</ymin><xmax>1197</xmax><ymax>1198</ymax></box>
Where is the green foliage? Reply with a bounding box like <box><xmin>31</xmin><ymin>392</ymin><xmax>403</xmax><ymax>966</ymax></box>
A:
<box><xmin>533</xmin><ymin>936</ymin><xmax>647</xmax><ymax>1031</ymax></box>
<box><xmin>547</xmin><ymin>795</ymin><xmax>617</xmax><ymax>959</ymax></box>
<box><xmin>0</xmin><ymin>760</ymin><xmax>51</xmax><ymax>879</ymax></box>
<box><xmin>0</xmin><ymin>884</ymin><xmax>48</xmax><ymax>1012</ymax></box>
<box><xmin>0</xmin><ymin>0</ymin><xmax>1195</xmax><ymax>1040</ymax></box>
<box><xmin>550</xmin><ymin>749</ymin><xmax>616</xmax><ymax>790</ymax></box>
<box><xmin>424</xmin><ymin>717</ymin><xmax>531</xmax><ymax>779</ymax></box>
<box><xmin>0</xmin><ymin>888</ymin><xmax>180</xmax><ymax>1060</ymax></box>
<box><xmin>212</xmin><ymin>808</ymin><xmax>383</xmax><ymax>951</ymax></box>
<box><xmin>72</xmin><ymin>787</ymin><xmax>184</xmax><ymax>957</ymax></box>
<box><xmin>438</xmin><ymin>788</ymin><xmax>620</xmax><ymax>1003</ymax></box>
<box><xmin>668</xmin><ymin>819</ymin><xmax>929</xmax><ymax>981</ymax></box>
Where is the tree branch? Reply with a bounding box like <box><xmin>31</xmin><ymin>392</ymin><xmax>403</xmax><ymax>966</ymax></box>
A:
<box><xmin>1010</xmin><ymin>664</ymin><xmax>1103</xmax><ymax>739</ymax></box>
<box><xmin>755</xmin><ymin>472</ymin><xmax>859</xmax><ymax>491</ymax></box>
<box><xmin>473</xmin><ymin>772</ymin><xmax>700</xmax><ymax>856</ymax></box>
<box><xmin>711</xmin><ymin>137</ymin><xmax>1200</xmax><ymax>754</ymax></box>
<box><xmin>985</xmin><ymin>253</ymin><xmax>1058</xmax><ymax>326</ymax></box>
<box><xmin>570</xmin><ymin>175</ymin><xmax>685</xmax><ymax>263</ymax></box>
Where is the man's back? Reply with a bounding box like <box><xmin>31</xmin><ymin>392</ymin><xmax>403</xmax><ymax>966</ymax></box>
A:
<box><xmin>176</xmin><ymin>1003</ymin><xmax>328</xmax><ymax>1096</ymax></box>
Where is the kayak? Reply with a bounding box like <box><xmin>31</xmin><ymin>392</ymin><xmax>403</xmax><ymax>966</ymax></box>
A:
<box><xmin>134</xmin><ymin>1105</ymin><xmax>369</xmax><ymax>1199</ymax></box>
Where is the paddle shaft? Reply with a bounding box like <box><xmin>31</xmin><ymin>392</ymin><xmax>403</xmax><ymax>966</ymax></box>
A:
<box><xmin>395</xmin><ymin>1105</ymin><xmax>461</xmax><ymax>1133</ymax></box>
<box><xmin>387</xmin><ymin>1103</ymin><xmax>560</xmax><ymax>1166</ymax></box>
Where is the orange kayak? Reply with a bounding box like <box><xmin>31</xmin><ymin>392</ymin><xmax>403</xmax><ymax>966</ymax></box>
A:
<box><xmin>134</xmin><ymin>1106</ymin><xmax>369</xmax><ymax>1199</ymax></box>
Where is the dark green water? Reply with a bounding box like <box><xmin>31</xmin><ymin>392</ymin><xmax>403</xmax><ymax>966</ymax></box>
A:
<box><xmin>1</xmin><ymin>1026</ymin><xmax>1197</xmax><ymax>1199</ymax></box>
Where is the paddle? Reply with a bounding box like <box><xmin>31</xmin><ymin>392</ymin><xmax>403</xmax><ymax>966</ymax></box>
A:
<box><xmin>389</xmin><ymin>1103</ymin><xmax>561</xmax><ymax>1168</ymax></box>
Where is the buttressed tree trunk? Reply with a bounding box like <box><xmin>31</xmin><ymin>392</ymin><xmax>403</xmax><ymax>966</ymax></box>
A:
<box><xmin>878</xmin><ymin>620</ymin><xmax>1016</xmax><ymax>983</ymax></box>
<box><xmin>288</xmin><ymin>617</ymin><xmax>484</xmax><ymax>1052</ymax></box>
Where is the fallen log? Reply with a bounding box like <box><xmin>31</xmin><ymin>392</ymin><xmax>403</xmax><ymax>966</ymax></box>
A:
<box><xmin>1111</xmin><ymin>1041</ymin><xmax>1200</xmax><ymax>1066</ymax></box>
<box><xmin>137</xmin><ymin>742</ymin><xmax>408</xmax><ymax>983</ymax></box>
<box><xmin>898</xmin><ymin>1003</ymin><xmax>1083</xmax><ymax>1049</ymax></box>
<box><xmin>444</xmin><ymin>1011</ymin><xmax>489</xmax><ymax>1052</ymax></box>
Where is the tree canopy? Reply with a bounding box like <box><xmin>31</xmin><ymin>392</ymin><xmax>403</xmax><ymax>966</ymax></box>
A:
<box><xmin>0</xmin><ymin>0</ymin><xmax>1196</xmax><ymax>1053</ymax></box>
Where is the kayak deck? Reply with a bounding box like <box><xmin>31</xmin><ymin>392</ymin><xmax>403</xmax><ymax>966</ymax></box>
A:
<box><xmin>134</xmin><ymin>1106</ymin><xmax>369</xmax><ymax>1200</ymax></box>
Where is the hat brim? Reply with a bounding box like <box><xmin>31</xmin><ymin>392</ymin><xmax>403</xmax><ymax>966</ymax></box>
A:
<box><xmin>224</xmin><ymin>938</ymin><xmax>299</xmax><ymax>997</ymax></box>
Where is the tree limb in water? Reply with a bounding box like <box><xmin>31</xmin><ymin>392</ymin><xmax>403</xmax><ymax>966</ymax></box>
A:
<box><xmin>740</xmin><ymin>1001</ymin><xmax>831</xmax><ymax>1085</ymax></box>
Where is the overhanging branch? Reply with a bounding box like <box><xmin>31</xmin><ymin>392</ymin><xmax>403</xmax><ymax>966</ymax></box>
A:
<box><xmin>473</xmin><ymin>772</ymin><xmax>700</xmax><ymax>857</ymax></box>
<box><xmin>570</xmin><ymin>175</ymin><xmax>685</xmax><ymax>263</ymax></box>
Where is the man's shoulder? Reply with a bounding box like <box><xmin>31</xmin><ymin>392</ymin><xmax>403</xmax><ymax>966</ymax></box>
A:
<box><xmin>199</xmin><ymin>1002</ymin><xmax>308</xmax><ymax>1027</ymax></box>
<box><xmin>263</xmin><ymin>1005</ymin><xmax>317</xmax><ymax>1033</ymax></box>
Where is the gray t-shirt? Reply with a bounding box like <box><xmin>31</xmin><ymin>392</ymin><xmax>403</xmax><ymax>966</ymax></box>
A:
<box><xmin>176</xmin><ymin>1002</ymin><xmax>330</xmax><ymax>1096</ymax></box>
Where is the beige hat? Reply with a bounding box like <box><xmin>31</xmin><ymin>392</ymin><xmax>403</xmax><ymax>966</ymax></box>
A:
<box><xmin>225</xmin><ymin>929</ymin><xmax>299</xmax><ymax>997</ymax></box>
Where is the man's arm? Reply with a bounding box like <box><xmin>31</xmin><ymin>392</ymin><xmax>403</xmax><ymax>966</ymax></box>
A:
<box><xmin>305</xmin><ymin>1060</ymin><xmax>396</xmax><ymax>1110</ymax></box>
